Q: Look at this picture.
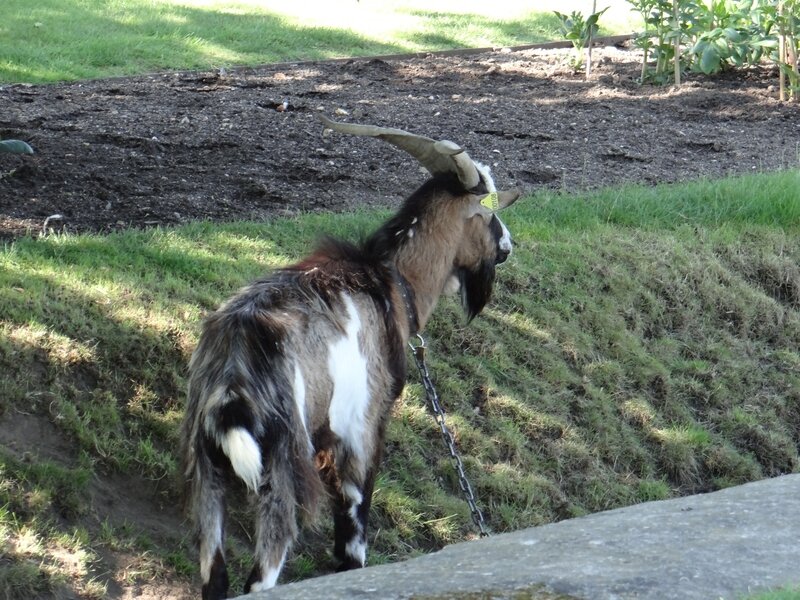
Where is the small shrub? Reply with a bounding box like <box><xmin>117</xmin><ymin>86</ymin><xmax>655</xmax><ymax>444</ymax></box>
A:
<box><xmin>554</xmin><ymin>7</ymin><xmax>609</xmax><ymax>72</ymax></box>
<box><xmin>637</xmin><ymin>479</ymin><xmax>672</xmax><ymax>502</ymax></box>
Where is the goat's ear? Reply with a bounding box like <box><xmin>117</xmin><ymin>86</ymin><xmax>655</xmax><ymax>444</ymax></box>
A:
<box><xmin>467</xmin><ymin>188</ymin><xmax>522</xmax><ymax>219</ymax></box>
<box><xmin>497</xmin><ymin>188</ymin><xmax>522</xmax><ymax>209</ymax></box>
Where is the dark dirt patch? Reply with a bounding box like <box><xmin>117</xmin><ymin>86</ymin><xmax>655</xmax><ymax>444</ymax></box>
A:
<box><xmin>1</xmin><ymin>43</ymin><xmax>799</xmax><ymax>240</ymax></box>
<box><xmin>0</xmin><ymin>410</ymin><xmax>75</xmax><ymax>463</ymax></box>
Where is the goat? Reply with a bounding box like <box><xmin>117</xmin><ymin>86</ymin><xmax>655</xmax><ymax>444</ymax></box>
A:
<box><xmin>180</xmin><ymin>115</ymin><xmax>520</xmax><ymax>599</ymax></box>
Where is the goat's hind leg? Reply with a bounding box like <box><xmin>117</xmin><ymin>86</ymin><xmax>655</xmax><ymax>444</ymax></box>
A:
<box><xmin>194</xmin><ymin>465</ymin><xmax>229</xmax><ymax>600</ymax></box>
<box><xmin>244</xmin><ymin>463</ymin><xmax>298</xmax><ymax>593</ymax></box>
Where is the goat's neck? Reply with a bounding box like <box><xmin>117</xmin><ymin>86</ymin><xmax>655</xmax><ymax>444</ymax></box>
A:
<box><xmin>393</xmin><ymin>226</ymin><xmax>462</xmax><ymax>332</ymax></box>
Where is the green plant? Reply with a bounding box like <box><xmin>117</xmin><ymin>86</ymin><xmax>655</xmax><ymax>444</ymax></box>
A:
<box><xmin>685</xmin><ymin>0</ymin><xmax>770</xmax><ymax>74</ymax></box>
<box><xmin>762</xmin><ymin>0</ymin><xmax>800</xmax><ymax>100</ymax></box>
<box><xmin>554</xmin><ymin>7</ymin><xmax>609</xmax><ymax>71</ymax></box>
<box><xmin>628</xmin><ymin>0</ymin><xmax>682</xmax><ymax>83</ymax></box>
<box><xmin>626</xmin><ymin>0</ymin><xmax>800</xmax><ymax>94</ymax></box>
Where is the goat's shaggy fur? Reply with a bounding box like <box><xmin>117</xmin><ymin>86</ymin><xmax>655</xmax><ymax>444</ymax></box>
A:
<box><xmin>181</xmin><ymin>153</ymin><xmax>519</xmax><ymax>599</ymax></box>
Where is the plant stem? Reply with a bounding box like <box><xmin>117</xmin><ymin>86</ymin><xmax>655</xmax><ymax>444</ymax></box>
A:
<box><xmin>587</xmin><ymin>0</ymin><xmax>596</xmax><ymax>78</ymax></box>
<box><xmin>779</xmin><ymin>2</ymin><xmax>786</xmax><ymax>101</ymax></box>
<box><xmin>790</xmin><ymin>4</ymin><xmax>799</xmax><ymax>102</ymax></box>
<box><xmin>673</xmin><ymin>0</ymin><xmax>681</xmax><ymax>86</ymax></box>
<box><xmin>641</xmin><ymin>41</ymin><xmax>649</xmax><ymax>82</ymax></box>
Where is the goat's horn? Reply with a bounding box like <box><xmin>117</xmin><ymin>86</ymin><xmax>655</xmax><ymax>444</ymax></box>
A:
<box><xmin>318</xmin><ymin>114</ymin><xmax>480</xmax><ymax>189</ymax></box>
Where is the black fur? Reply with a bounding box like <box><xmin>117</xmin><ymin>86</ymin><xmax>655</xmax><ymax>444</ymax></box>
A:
<box><xmin>459</xmin><ymin>258</ymin><xmax>497</xmax><ymax>322</ymax></box>
<box><xmin>202</xmin><ymin>550</ymin><xmax>228</xmax><ymax>600</ymax></box>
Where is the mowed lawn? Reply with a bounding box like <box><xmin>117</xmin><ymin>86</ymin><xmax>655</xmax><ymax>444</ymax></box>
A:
<box><xmin>0</xmin><ymin>0</ymin><xmax>639</xmax><ymax>82</ymax></box>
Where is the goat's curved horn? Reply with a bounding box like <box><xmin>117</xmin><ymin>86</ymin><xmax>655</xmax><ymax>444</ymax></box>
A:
<box><xmin>318</xmin><ymin>114</ymin><xmax>480</xmax><ymax>189</ymax></box>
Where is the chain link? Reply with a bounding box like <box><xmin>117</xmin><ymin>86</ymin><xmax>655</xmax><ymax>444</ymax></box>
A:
<box><xmin>408</xmin><ymin>334</ymin><xmax>489</xmax><ymax>538</ymax></box>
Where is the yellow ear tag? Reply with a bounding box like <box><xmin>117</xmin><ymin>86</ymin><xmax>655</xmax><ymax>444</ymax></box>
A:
<box><xmin>480</xmin><ymin>192</ymin><xmax>499</xmax><ymax>212</ymax></box>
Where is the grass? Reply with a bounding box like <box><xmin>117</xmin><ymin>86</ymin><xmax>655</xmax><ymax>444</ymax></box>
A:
<box><xmin>747</xmin><ymin>588</ymin><xmax>800</xmax><ymax>600</ymax></box>
<box><xmin>0</xmin><ymin>0</ymin><xmax>640</xmax><ymax>83</ymax></box>
<box><xmin>0</xmin><ymin>170</ymin><xmax>799</xmax><ymax>595</ymax></box>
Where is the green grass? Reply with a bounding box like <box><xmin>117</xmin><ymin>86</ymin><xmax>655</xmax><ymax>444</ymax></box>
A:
<box><xmin>747</xmin><ymin>587</ymin><xmax>800</xmax><ymax>600</ymax></box>
<box><xmin>0</xmin><ymin>170</ymin><xmax>799</xmax><ymax>595</ymax></box>
<box><xmin>0</xmin><ymin>0</ymin><xmax>639</xmax><ymax>83</ymax></box>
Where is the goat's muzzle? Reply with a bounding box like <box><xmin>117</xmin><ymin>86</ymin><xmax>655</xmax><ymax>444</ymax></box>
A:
<box><xmin>495</xmin><ymin>246</ymin><xmax>511</xmax><ymax>265</ymax></box>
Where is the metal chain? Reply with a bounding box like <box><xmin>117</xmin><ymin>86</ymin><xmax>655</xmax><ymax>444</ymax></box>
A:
<box><xmin>408</xmin><ymin>334</ymin><xmax>490</xmax><ymax>538</ymax></box>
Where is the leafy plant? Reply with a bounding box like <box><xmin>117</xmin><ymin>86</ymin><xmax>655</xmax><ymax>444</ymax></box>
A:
<box><xmin>628</xmin><ymin>0</ymin><xmax>684</xmax><ymax>83</ymax></box>
<box><xmin>554</xmin><ymin>7</ymin><xmax>609</xmax><ymax>72</ymax></box>
<box><xmin>684</xmin><ymin>0</ymin><xmax>770</xmax><ymax>74</ymax></box>
<box><xmin>0</xmin><ymin>139</ymin><xmax>34</xmax><ymax>154</ymax></box>
<box><xmin>626</xmin><ymin>0</ymin><xmax>800</xmax><ymax>95</ymax></box>
<box><xmin>762</xmin><ymin>0</ymin><xmax>800</xmax><ymax>100</ymax></box>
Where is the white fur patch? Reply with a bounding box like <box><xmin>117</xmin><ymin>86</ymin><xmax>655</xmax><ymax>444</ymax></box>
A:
<box><xmin>294</xmin><ymin>362</ymin><xmax>312</xmax><ymax>454</ymax></box>
<box><xmin>497</xmin><ymin>216</ymin><xmax>512</xmax><ymax>255</ymax></box>
<box><xmin>474</xmin><ymin>161</ymin><xmax>497</xmax><ymax>192</ymax></box>
<box><xmin>328</xmin><ymin>295</ymin><xmax>370</xmax><ymax>465</ymax></box>
<box><xmin>342</xmin><ymin>482</ymin><xmax>364</xmax><ymax>521</ymax></box>
<box><xmin>342</xmin><ymin>482</ymin><xmax>363</xmax><ymax>508</ymax></box>
<box><xmin>443</xmin><ymin>274</ymin><xmax>461</xmax><ymax>296</ymax></box>
<box><xmin>221</xmin><ymin>427</ymin><xmax>262</xmax><ymax>493</ymax></box>
<box><xmin>249</xmin><ymin>549</ymin><xmax>287</xmax><ymax>592</ymax></box>
<box><xmin>474</xmin><ymin>161</ymin><xmax>512</xmax><ymax>255</ymax></box>
<box><xmin>199</xmin><ymin>521</ymin><xmax>223</xmax><ymax>582</ymax></box>
<box><xmin>345</xmin><ymin>538</ymin><xmax>367</xmax><ymax>566</ymax></box>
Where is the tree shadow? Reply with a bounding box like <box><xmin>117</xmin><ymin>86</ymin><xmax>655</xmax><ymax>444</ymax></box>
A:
<box><xmin>397</xmin><ymin>9</ymin><xmax>570</xmax><ymax>49</ymax></box>
<box><xmin>0</xmin><ymin>226</ymin><xmax>301</xmax><ymax>596</ymax></box>
<box><xmin>1</xmin><ymin>2</ymin><xmax>406</xmax><ymax>83</ymax></box>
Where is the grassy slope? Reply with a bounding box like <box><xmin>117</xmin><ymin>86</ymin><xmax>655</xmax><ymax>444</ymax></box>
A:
<box><xmin>0</xmin><ymin>0</ymin><xmax>638</xmax><ymax>83</ymax></box>
<box><xmin>1</xmin><ymin>170</ymin><xmax>799</xmax><ymax>595</ymax></box>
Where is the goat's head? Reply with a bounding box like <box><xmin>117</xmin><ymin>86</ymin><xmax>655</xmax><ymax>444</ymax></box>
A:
<box><xmin>448</xmin><ymin>160</ymin><xmax>520</xmax><ymax>320</ymax></box>
<box><xmin>319</xmin><ymin>114</ymin><xmax>520</xmax><ymax>323</ymax></box>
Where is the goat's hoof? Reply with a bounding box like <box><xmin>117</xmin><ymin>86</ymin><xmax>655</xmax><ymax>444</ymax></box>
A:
<box><xmin>336</xmin><ymin>558</ymin><xmax>364</xmax><ymax>572</ymax></box>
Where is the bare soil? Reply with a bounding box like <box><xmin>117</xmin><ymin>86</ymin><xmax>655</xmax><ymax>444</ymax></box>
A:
<box><xmin>1</xmin><ymin>43</ymin><xmax>799</xmax><ymax>240</ymax></box>
<box><xmin>0</xmin><ymin>43</ymin><xmax>799</xmax><ymax>599</ymax></box>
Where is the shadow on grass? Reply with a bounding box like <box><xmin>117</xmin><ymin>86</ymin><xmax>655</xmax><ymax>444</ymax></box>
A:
<box><xmin>1</xmin><ymin>1</ymin><xmax>406</xmax><ymax>83</ymax></box>
<box><xmin>0</xmin><ymin>226</ymin><xmax>289</xmax><ymax>595</ymax></box>
<box><xmin>397</xmin><ymin>9</ymin><xmax>567</xmax><ymax>49</ymax></box>
<box><xmin>1</xmin><ymin>2</ymin><xmax>573</xmax><ymax>83</ymax></box>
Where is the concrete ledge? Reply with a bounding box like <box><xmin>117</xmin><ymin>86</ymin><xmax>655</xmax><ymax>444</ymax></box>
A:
<box><xmin>242</xmin><ymin>474</ymin><xmax>800</xmax><ymax>599</ymax></box>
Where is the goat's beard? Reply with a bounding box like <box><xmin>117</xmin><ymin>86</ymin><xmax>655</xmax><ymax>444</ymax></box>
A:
<box><xmin>457</xmin><ymin>260</ymin><xmax>496</xmax><ymax>322</ymax></box>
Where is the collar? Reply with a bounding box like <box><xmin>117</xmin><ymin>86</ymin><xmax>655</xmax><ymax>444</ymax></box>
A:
<box><xmin>395</xmin><ymin>271</ymin><xmax>419</xmax><ymax>336</ymax></box>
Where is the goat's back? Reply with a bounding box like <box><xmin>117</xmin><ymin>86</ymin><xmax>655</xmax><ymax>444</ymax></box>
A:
<box><xmin>181</xmin><ymin>242</ymin><xmax>409</xmax><ymax>517</ymax></box>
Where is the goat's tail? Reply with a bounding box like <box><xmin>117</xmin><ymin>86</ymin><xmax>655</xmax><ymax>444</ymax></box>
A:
<box><xmin>220</xmin><ymin>418</ymin><xmax>263</xmax><ymax>492</ymax></box>
<box><xmin>181</xmin><ymin>372</ymin><xmax>324</xmax><ymax>598</ymax></box>
<box><xmin>189</xmin><ymin>385</ymin><xmax>322</xmax><ymax>507</ymax></box>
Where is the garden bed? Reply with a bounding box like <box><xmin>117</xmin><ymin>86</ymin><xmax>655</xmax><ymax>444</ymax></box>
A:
<box><xmin>1</xmin><ymin>43</ymin><xmax>798</xmax><ymax>239</ymax></box>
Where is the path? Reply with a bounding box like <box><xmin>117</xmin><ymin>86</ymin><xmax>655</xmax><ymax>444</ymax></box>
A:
<box><xmin>243</xmin><ymin>474</ymin><xmax>800</xmax><ymax>599</ymax></box>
